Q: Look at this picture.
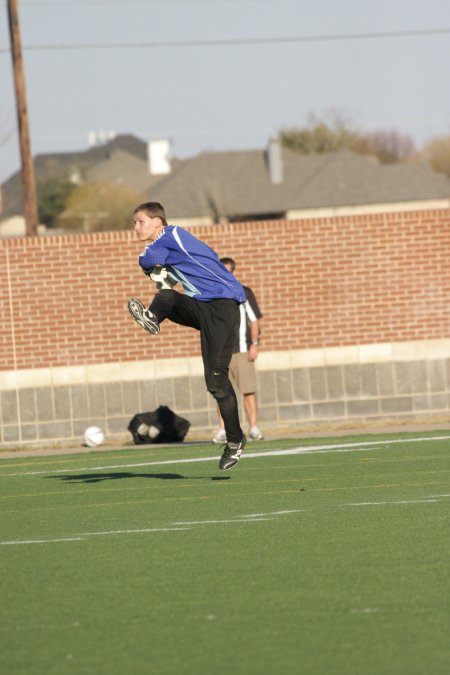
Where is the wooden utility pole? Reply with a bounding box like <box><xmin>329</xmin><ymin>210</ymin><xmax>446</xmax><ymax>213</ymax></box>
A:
<box><xmin>7</xmin><ymin>0</ymin><xmax>38</xmax><ymax>236</ymax></box>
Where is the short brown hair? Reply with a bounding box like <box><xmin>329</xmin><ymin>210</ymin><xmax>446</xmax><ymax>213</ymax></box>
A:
<box><xmin>134</xmin><ymin>201</ymin><xmax>167</xmax><ymax>227</ymax></box>
<box><xmin>220</xmin><ymin>257</ymin><xmax>236</xmax><ymax>272</ymax></box>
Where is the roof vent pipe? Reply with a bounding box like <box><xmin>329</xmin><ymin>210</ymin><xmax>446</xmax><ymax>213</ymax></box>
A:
<box><xmin>267</xmin><ymin>138</ymin><xmax>283</xmax><ymax>184</ymax></box>
<box><xmin>148</xmin><ymin>139</ymin><xmax>171</xmax><ymax>175</ymax></box>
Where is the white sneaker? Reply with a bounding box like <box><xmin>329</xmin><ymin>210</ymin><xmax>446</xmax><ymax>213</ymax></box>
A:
<box><xmin>249</xmin><ymin>426</ymin><xmax>264</xmax><ymax>441</ymax></box>
<box><xmin>212</xmin><ymin>428</ymin><xmax>227</xmax><ymax>444</ymax></box>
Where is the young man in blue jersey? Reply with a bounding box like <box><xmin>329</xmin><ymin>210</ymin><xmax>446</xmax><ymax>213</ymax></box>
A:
<box><xmin>128</xmin><ymin>201</ymin><xmax>247</xmax><ymax>471</ymax></box>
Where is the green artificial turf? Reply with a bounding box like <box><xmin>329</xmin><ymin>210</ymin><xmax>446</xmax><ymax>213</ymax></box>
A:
<box><xmin>0</xmin><ymin>432</ymin><xmax>449</xmax><ymax>674</ymax></box>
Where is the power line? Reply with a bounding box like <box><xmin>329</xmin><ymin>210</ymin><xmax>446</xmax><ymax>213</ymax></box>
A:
<box><xmin>4</xmin><ymin>0</ymin><xmax>276</xmax><ymax>4</ymax></box>
<box><xmin>0</xmin><ymin>27</ymin><xmax>449</xmax><ymax>54</ymax></box>
<box><xmin>0</xmin><ymin>127</ymin><xmax>16</xmax><ymax>147</ymax></box>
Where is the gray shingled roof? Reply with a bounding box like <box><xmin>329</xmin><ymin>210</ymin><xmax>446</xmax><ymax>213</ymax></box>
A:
<box><xmin>146</xmin><ymin>147</ymin><xmax>450</xmax><ymax>220</ymax></box>
<box><xmin>86</xmin><ymin>149</ymin><xmax>160</xmax><ymax>197</ymax></box>
<box><xmin>0</xmin><ymin>134</ymin><xmax>150</xmax><ymax>219</ymax></box>
<box><xmin>283</xmin><ymin>150</ymin><xmax>450</xmax><ymax>209</ymax></box>
<box><xmin>2</xmin><ymin>136</ymin><xmax>450</xmax><ymax>224</ymax></box>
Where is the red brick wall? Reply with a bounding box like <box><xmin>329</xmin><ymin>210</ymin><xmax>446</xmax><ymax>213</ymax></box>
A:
<box><xmin>1</xmin><ymin>209</ymin><xmax>450</xmax><ymax>371</ymax></box>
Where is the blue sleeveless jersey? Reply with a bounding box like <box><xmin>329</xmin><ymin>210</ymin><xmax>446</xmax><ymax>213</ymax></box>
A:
<box><xmin>138</xmin><ymin>225</ymin><xmax>246</xmax><ymax>303</ymax></box>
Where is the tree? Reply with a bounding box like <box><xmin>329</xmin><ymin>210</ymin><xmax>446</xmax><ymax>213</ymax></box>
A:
<box><xmin>56</xmin><ymin>181</ymin><xmax>143</xmax><ymax>232</ymax></box>
<box><xmin>279</xmin><ymin>111</ymin><xmax>416</xmax><ymax>163</ymax></box>
<box><xmin>352</xmin><ymin>129</ymin><xmax>416</xmax><ymax>163</ymax></box>
<box><xmin>420</xmin><ymin>135</ymin><xmax>450</xmax><ymax>177</ymax></box>
<box><xmin>37</xmin><ymin>176</ymin><xmax>75</xmax><ymax>227</ymax></box>
<box><xmin>279</xmin><ymin>111</ymin><xmax>359</xmax><ymax>154</ymax></box>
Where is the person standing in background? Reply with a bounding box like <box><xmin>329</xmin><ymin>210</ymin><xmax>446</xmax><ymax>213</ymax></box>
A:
<box><xmin>212</xmin><ymin>257</ymin><xmax>264</xmax><ymax>443</ymax></box>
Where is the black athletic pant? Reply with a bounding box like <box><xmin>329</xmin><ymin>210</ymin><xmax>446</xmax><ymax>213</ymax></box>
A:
<box><xmin>149</xmin><ymin>290</ymin><xmax>244</xmax><ymax>443</ymax></box>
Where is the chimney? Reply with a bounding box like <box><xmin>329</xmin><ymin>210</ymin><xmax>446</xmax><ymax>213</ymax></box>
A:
<box><xmin>148</xmin><ymin>139</ymin><xmax>171</xmax><ymax>175</ymax></box>
<box><xmin>267</xmin><ymin>138</ymin><xmax>283</xmax><ymax>184</ymax></box>
<box><xmin>88</xmin><ymin>130</ymin><xmax>116</xmax><ymax>147</ymax></box>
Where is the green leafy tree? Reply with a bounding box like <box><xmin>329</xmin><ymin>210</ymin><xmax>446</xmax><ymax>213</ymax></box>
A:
<box><xmin>56</xmin><ymin>181</ymin><xmax>143</xmax><ymax>232</ymax></box>
<box><xmin>37</xmin><ymin>176</ymin><xmax>76</xmax><ymax>227</ymax></box>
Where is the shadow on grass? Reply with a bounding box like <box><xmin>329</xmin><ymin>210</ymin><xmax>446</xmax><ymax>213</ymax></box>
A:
<box><xmin>46</xmin><ymin>472</ymin><xmax>231</xmax><ymax>484</ymax></box>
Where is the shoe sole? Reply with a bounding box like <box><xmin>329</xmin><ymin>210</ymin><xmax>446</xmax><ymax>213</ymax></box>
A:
<box><xmin>219</xmin><ymin>457</ymin><xmax>239</xmax><ymax>471</ymax></box>
<box><xmin>128</xmin><ymin>298</ymin><xmax>160</xmax><ymax>334</ymax></box>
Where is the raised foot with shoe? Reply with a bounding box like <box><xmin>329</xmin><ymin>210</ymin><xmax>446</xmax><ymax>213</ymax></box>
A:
<box><xmin>128</xmin><ymin>298</ymin><xmax>160</xmax><ymax>334</ymax></box>
<box><xmin>219</xmin><ymin>435</ymin><xmax>247</xmax><ymax>471</ymax></box>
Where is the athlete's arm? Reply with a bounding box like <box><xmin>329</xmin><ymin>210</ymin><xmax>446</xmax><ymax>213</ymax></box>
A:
<box><xmin>139</xmin><ymin>244</ymin><xmax>169</xmax><ymax>271</ymax></box>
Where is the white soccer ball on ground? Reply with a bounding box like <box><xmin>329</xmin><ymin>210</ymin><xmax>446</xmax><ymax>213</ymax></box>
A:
<box><xmin>83</xmin><ymin>426</ymin><xmax>105</xmax><ymax>447</ymax></box>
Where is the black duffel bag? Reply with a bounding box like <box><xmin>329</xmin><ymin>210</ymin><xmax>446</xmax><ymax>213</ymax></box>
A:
<box><xmin>128</xmin><ymin>406</ymin><xmax>191</xmax><ymax>444</ymax></box>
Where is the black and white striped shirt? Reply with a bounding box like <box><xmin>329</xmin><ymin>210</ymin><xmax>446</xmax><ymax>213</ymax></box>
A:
<box><xmin>234</xmin><ymin>285</ymin><xmax>263</xmax><ymax>353</ymax></box>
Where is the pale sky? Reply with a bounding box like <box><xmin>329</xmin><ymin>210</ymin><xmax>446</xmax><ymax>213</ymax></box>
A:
<box><xmin>1</xmin><ymin>0</ymin><xmax>450</xmax><ymax>183</ymax></box>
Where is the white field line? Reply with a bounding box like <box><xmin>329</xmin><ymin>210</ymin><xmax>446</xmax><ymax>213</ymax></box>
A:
<box><xmin>172</xmin><ymin>509</ymin><xmax>305</xmax><ymax>525</ymax></box>
<box><xmin>0</xmin><ymin>510</ymin><xmax>300</xmax><ymax>546</ymax></box>
<box><xmin>343</xmin><ymin>499</ymin><xmax>442</xmax><ymax>506</ymax></box>
<box><xmin>78</xmin><ymin>527</ymin><xmax>190</xmax><ymax>536</ymax></box>
<box><xmin>171</xmin><ymin>518</ymin><xmax>275</xmax><ymax>525</ymax></box>
<box><xmin>0</xmin><ymin>498</ymin><xmax>447</xmax><ymax>547</ymax></box>
<box><xmin>239</xmin><ymin>509</ymin><xmax>302</xmax><ymax>518</ymax></box>
<box><xmin>2</xmin><ymin>435</ymin><xmax>450</xmax><ymax>478</ymax></box>
<box><xmin>0</xmin><ymin>529</ymin><xmax>190</xmax><ymax>545</ymax></box>
<box><xmin>0</xmin><ymin>537</ymin><xmax>85</xmax><ymax>545</ymax></box>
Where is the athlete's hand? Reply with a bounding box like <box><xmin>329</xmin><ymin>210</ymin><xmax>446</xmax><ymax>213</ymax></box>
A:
<box><xmin>248</xmin><ymin>344</ymin><xmax>258</xmax><ymax>362</ymax></box>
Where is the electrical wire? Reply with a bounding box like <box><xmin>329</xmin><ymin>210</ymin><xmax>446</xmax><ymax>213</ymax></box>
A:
<box><xmin>0</xmin><ymin>27</ymin><xmax>449</xmax><ymax>54</ymax></box>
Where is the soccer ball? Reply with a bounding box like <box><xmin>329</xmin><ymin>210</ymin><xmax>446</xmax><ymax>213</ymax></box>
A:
<box><xmin>83</xmin><ymin>426</ymin><xmax>105</xmax><ymax>447</ymax></box>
